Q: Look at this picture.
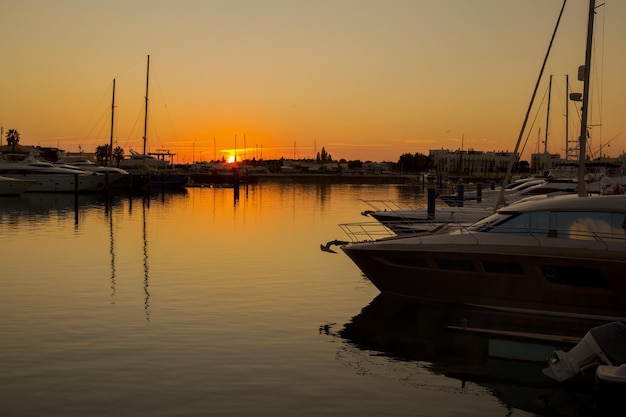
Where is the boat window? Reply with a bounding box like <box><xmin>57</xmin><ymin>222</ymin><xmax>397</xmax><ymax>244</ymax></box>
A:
<box><xmin>468</xmin><ymin>213</ymin><xmax>511</xmax><ymax>231</ymax></box>
<box><xmin>556</xmin><ymin>212</ymin><xmax>626</xmax><ymax>240</ymax></box>
<box><xmin>477</xmin><ymin>210</ymin><xmax>626</xmax><ymax>240</ymax></box>
<box><xmin>483</xmin><ymin>211</ymin><xmax>550</xmax><ymax>234</ymax></box>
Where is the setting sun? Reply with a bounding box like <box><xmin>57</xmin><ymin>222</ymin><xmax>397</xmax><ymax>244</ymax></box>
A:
<box><xmin>227</xmin><ymin>155</ymin><xmax>236</xmax><ymax>164</ymax></box>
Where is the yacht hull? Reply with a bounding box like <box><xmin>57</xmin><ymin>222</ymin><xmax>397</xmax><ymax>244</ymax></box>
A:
<box><xmin>342</xmin><ymin>240</ymin><xmax>626</xmax><ymax>322</ymax></box>
<box><xmin>0</xmin><ymin>173</ymin><xmax>106</xmax><ymax>192</ymax></box>
<box><xmin>0</xmin><ymin>176</ymin><xmax>37</xmax><ymax>195</ymax></box>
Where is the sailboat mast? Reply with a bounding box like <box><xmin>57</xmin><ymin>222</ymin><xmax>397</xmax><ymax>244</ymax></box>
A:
<box><xmin>577</xmin><ymin>0</ymin><xmax>596</xmax><ymax>197</ymax></box>
<box><xmin>545</xmin><ymin>75</ymin><xmax>552</xmax><ymax>154</ymax></box>
<box><xmin>495</xmin><ymin>0</ymin><xmax>567</xmax><ymax>209</ymax></box>
<box><xmin>565</xmin><ymin>74</ymin><xmax>569</xmax><ymax>159</ymax></box>
<box><xmin>109</xmin><ymin>78</ymin><xmax>116</xmax><ymax>166</ymax></box>
<box><xmin>143</xmin><ymin>55</ymin><xmax>150</xmax><ymax>159</ymax></box>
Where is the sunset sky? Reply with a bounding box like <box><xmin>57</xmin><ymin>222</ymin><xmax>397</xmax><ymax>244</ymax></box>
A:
<box><xmin>1</xmin><ymin>0</ymin><xmax>625</xmax><ymax>164</ymax></box>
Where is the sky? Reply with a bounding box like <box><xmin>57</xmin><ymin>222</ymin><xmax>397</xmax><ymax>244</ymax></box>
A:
<box><xmin>1</xmin><ymin>0</ymin><xmax>625</xmax><ymax>164</ymax></box>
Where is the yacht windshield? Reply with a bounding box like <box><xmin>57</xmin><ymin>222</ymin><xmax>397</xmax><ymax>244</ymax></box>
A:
<box><xmin>470</xmin><ymin>209</ymin><xmax>626</xmax><ymax>240</ymax></box>
<box><xmin>468</xmin><ymin>213</ymin><xmax>512</xmax><ymax>231</ymax></box>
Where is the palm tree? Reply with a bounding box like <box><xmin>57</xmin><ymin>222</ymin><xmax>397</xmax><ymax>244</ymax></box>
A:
<box><xmin>112</xmin><ymin>146</ymin><xmax>124</xmax><ymax>167</ymax></box>
<box><xmin>95</xmin><ymin>144</ymin><xmax>111</xmax><ymax>165</ymax></box>
<box><xmin>6</xmin><ymin>129</ymin><xmax>20</xmax><ymax>152</ymax></box>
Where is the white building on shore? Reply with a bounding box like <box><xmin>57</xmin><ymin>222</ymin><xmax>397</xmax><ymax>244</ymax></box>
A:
<box><xmin>429</xmin><ymin>148</ymin><xmax>518</xmax><ymax>180</ymax></box>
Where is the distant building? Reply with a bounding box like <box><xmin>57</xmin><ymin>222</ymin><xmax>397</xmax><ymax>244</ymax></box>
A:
<box><xmin>429</xmin><ymin>148</ymin><xmax>518</xmax><ymax>180</ymax></box>
<box><xmin>362</xmin><ymin>162</ymin><xmax>390</xmax><ymax>174</ymax></box>
<box><xmin>530</xmin><ymin>152</ymin><xmax>562</xmax><ymax>176</ymax></box>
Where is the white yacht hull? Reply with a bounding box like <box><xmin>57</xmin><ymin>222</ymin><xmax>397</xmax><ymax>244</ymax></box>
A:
<box><xmin>0</xmin><ymin>173</ymin><xmax>106</xmax><ymax>193</ymax></box>
<box><xmin>0</xmin><ymin>176</ymin><xmax>37</xmax><ymax>195</ymax></box>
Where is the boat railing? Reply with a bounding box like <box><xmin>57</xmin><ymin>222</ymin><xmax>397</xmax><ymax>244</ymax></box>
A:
<box><xmin>359</xmin><ymin>199</ymin><xmax>417</xmax><ymax>216</ymax></box>
<box><xmin>338</xmin><ymin>220</ymin><xmax>467</xmax><ymax>243</ymax></box>
<box><xmin>338</xmin><ymin>221</ymin><xmax>398</xmax><ymax>242</ymax></box>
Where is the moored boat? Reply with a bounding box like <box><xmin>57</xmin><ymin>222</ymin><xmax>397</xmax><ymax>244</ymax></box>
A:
<box><xmin>0</xmin><ymin>155</ymin><xmax>107</xmax><ymax>193</ymax></box>
<box><xmin>362</xmin><ymin>204</ymin><xmax>493</xmax><ymax>234</ymax></box>
<box><xmin>340</xmin><ymin>194</ymin><xmax>626</xmax><ymax>322</ymax></box>
<box><xmin>55</xmin><ymin>155</ymin><xmax>130</xmax><ymax>188</ymax></box>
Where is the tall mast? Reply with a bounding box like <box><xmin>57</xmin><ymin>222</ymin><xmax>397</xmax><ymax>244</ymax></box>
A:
<box><xmin>545</xmin><ymin>75</ymin><xmax>552</xmax><ymax>154</ymax></box>
<box><xmin>143</xmin><ymin>55</ymin><xmax>150</xmax><ymax>160</ymax></box>
<box><xmin>109</xmin><ymin>78</ymin><xmax>116</xmax><ymax>166</ymax></box>
<box><xmin>577</xmin><ymin>0</ymin><xmax>596</xmax><ymax>197</ymax></box>
<box><xmin>565</xmin><ymin>74</ymin><xmax>569</xmax><ymax>159</ymax></box>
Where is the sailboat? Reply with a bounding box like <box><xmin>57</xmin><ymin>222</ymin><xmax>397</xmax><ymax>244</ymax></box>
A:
<box><xmin>119</xmin><ymin>55</ymin><xmax>188</xmax><ymax>188</ymax></box>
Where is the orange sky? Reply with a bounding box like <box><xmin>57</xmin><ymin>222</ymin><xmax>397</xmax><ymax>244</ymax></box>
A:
<box><xmin>1</xmin><ymin>0</ymin><xmax>625</xmax><ymax>164</ymax></box>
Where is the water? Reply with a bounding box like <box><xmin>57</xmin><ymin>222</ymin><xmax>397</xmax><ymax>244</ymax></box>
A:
<box><xmin>0</xmin><ymin>183</ymin><xmax>593</xmax><ymax>416</ymax></box>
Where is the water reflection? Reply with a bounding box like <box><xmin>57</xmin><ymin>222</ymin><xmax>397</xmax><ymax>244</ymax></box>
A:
<box><xmin>108</xmin><ymin>201</ymin><xmax>117</xmax><ymax>304</ymax></box>
<box><xmin>142</xmin><ymin>196</ymin><xmax>150</xmax><ymax>322</ymax></box>
<box><xmin>337</xmin><ymin>295</ymin><xmax>598</xmax><ymax>417</ymax></box>
<box><xmin>0</xmin><ymin>192</ymin><xmax>109</xmax><ymax>218</ymax></box>
<box><xmin>0</xmin><ymin>189</ymin><xmax>195</xmax><ymax>321</ymax></box>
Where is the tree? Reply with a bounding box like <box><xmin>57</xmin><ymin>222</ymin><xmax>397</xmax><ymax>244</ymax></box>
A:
<box><xmin>348</xmin><ymin>160</ymin><xmax>363</xmax><ymax>169</ymax></box>
<box><xmin>317</xmin><ymin>147</ymin><xmax>332</xmax><ymax>163</ymax></box>
<box><xmin>6</xmin><ymin>129</ymin><xmax>20</xmax><ymax>152</ymax></box>
<box><xmin>95</xmin><ymin>144</ymin><xmax>111</xmax><ymax>165</ymax></box>
<box><xmin>112</xmin><ymin>146</ymin><xmax>125</xmax><ymax>167</ymax></box>
<box><xmin>397</xmin><ymin>152</ymin><xmax>433</xmax><ymax>173</ymax></box>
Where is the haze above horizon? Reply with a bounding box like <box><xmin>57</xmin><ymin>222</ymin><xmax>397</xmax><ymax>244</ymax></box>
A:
<box><xmin>1</xmin><ymin>0</ymin><xmax>625</xmax><ymax>164</ymax></box>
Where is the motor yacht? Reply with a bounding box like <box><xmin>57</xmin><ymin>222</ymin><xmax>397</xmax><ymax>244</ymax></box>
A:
<box><xmin>0</xmin><ymin>155</ymin><xmax>106</xmax><ymax>192</ymax></box>
<box><xmin>339</xmin><ymin>194</ymin><xmax>626</xmax><ymax>322</ymax></box>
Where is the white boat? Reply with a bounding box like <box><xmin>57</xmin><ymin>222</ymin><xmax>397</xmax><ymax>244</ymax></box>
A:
<box><xmin>339</xmin><ymin>193</ymin><xmax>626</xmax><ymax>322</ymax></box>
<box><xmin>360</xmin><ymin>178</ymin><xmax>561</xmax><ymax>234</ymax></box>
<box><xmin>55</xmin><ymin>154</ymin><xmax>129</xmax><ymax>186</ymax></box>
<box><xmin>439</xmin><ymin>177</ymin><xmax>578</xmax><ymax>208</ymax></box>
<box><xmin>361</xmin><ymin>202</ymin><xmax>492</xmax><ymax>234</ymax></box>
<box><xmin>0</xmin><ymin>175</ymin><xmax>37</xmax><ymax>195</ymax></box>
<box><xmin>0</xmin><ymin>155</ymin><xmax>107</xmax><ymax>193</ymax></box>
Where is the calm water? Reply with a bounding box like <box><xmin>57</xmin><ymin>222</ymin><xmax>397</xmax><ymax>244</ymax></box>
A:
<box><xmin>0</xmin><ymin>183</ymin><xmax>593</xmax><ymax>417</ymax></box>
